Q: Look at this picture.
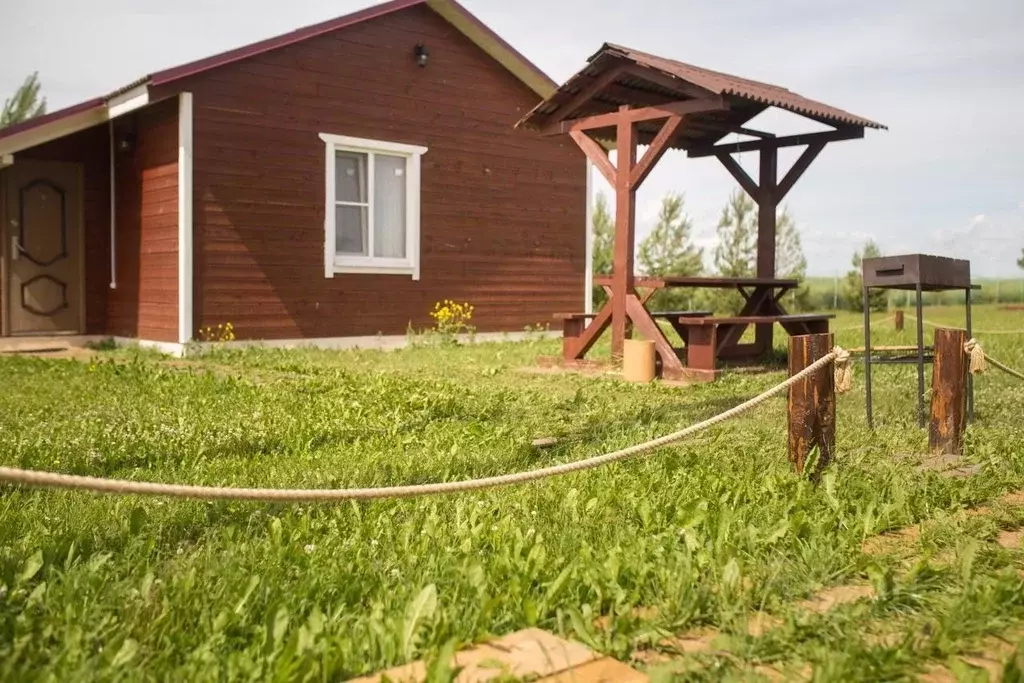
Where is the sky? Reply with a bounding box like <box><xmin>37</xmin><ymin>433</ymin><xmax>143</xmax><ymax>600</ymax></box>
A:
<box><xmin>4</xmin><ymin>0</ymin><xmax>1023</xmax><ymax>277</ymax></box>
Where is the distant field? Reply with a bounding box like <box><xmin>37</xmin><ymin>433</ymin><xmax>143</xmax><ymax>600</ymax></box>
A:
<box><xmin>804</xmin><ymin>276</ymin><xmax>1024</xmax><ymax>310</ymax></box>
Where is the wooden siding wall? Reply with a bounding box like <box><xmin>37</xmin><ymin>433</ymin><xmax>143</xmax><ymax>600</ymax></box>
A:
<box><xmin>175</xmin><ymin>4</ymin><xmax>585</xmax><ymax>339</ymax></box>
<box><xmin>109</xmin><ymin>99</ymin><xmax>179</xmax><ymax>341</ymax></box>
<box><xmin>13</xmin><ymin>99</ymin><xmax>179</xmax><ymax>341</ymax></box>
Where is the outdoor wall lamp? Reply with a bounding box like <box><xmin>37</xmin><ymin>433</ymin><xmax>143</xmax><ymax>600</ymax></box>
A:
<box><xmin>117</xmin><ymin>129</ymin><xmax>136</xmax><ymax>154</ymax></box>
<box><xmin>414</xmin><ymin>43</ymin><xmax>429</xmax><ymax>67</ymax></box>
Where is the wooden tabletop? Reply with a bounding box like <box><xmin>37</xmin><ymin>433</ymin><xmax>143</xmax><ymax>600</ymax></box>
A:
<box><xmin>594</xmin><ymin>275</ymin><xmax>800</xmax><ymax>289</ymax></box>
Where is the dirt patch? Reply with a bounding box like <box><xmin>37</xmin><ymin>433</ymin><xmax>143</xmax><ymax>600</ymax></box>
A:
<box><xmin>997</xmin><ymin>528</ymin><xmax>1024</xmax><ymax>550</ymax></box>
<box><xmin>863</xmin><ymin>525</ymin><xmax>921</xmax><ymax>556</ymax></box>
<box><xmin>750</xmin><ymin>663</ymin><xmax>813</xmax><ymax>682</ymax></box>
<box><xmin>798</xmin><ymin>584</ymin><xmax>875</xmax><ymax>613</ymax></box>
<box><xmin>1002</xmin><ymin>491</ymin><xmax>1024</xmax><ymax>507</ymax></box>
<box><xmin>910</xmin><ymin>453</ymin><xmax>984</xmax><ymax>478</ymax></box>
<box><xmin>919</xmin><ymin>629</ymin><xmax>1024</xmax><ymax>681</ymax></box>
<box><xmin>746</xmin><ymin>612</ymin><xmax>783</xmax><ymax>637</ymax></box>
<box><xmin>863</xmin><ymin>488</ymin><xmax>1024</xmax><ymax>557</ymax></box>
<box><xmin>660</xmin><ymin>628</ymin><xmax>723</xmax><ymax>656</ymax></box>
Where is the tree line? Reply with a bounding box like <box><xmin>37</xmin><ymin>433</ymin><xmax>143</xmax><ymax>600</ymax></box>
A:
<box><xmin>591</xmin><ymin>190</ymin><xmax>1024</xmax><ymax>313</ymax></box>
<box><xmin>591</xmin><ymin>189</ymin><xmax>813</xmax><ymax>313</ymax></box>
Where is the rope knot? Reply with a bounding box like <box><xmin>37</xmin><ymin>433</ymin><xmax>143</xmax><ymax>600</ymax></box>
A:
<box><xmin>833</xmin><ymin>346</ymin><xmax>853</xmax><ymax>393</ymax></box>
<box><xmin>964</xmin><ymin>338</ymin><xmax>987</xmax><ymax>374</ymax></box>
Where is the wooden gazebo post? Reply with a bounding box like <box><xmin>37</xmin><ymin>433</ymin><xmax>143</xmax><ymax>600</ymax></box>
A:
<box><xmin>705</xmin><ymin>138</ymin><xmax>836</xmax><ymax>353</ymax></box>
<box><xmin>557</xmin><ymin>96</ymin><xmax>729</xmax><ymax>361</ymax></box>
<box><xmin>611</xmin><ymin>112</ymin><xmax>637</xmax><ymax>357</ymax></box>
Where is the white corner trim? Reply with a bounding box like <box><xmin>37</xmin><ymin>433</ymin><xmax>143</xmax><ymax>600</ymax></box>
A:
<box><xmin>108</xmin><ymin>120</ymin><xmax>117</xmax><ymax>289</ymax></box>
<box><xmin>323</xmin><ymin>137</ymin><xmax>335</xmax><ymax>279</ymax></box>
<box><xmin>584</xmin><ymin>158</ymin><xmax>594</xmax><ymax>314</ymax></box>
<box><xmin>177</xmin><ymin>92</ymin><xmax>194</xmax><ymax>345</ymax></box>
<box><xmin>106</xmin><ymin>85</ymin><xmax>150</xmax><ymax>118</ymax></box>
<box><xmin>320</xmin><ymin>132</ymin><xmax>427</xmax><ymax>281</ymax></box>
<box><xmin>0</xmin><ymin>154</ymin><xmax>13</xmax><ymax>169</ymax></box>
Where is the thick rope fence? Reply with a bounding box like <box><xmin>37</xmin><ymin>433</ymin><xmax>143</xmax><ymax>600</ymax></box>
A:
<box><xmin>965</xmin><ymin>339</ymin><xmax>1024</xmax><ymax>381</ymax></box>
<box><xmin>0</xmin><ymin>351</ymin><xmax>850</xmax><ymax>502</ymax></box>
<box><xmin>1</xmin><ymin>333</ymin><xmax>1017</xmax><ymax>503</ymax></box>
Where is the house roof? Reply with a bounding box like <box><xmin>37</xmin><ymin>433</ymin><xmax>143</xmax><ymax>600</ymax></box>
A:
<box><xmin>0</xmin><ymin>0</ymin><xmax>557</xmax><ymax>151</ymax></box>
<box><xmin>517</xmin><ymin>42</ymin><xmax>885</xmax><ymax>150</ymax></box>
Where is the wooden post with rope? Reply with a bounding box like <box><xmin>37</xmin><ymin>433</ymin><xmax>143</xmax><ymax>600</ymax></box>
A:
<box><xmin>894</xmin><ymin>310</ymin><xmax>904</xmax><ymax>332</ymax></box>
<box><xmin>929</xmin><ymin>327</ymin><xmax>968</xmax><ymax>455</ymax></box>
<box><xmin>788</xmin><ymin>333</ymin><xmax>836</xmax><ymax>478</ymax></box>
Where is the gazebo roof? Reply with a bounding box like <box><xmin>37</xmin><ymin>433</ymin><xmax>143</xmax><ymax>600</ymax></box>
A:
<box><xmin>517</xmin><ymin>43</ymin><xmax>886</xmax><ymax>151</ymax></box>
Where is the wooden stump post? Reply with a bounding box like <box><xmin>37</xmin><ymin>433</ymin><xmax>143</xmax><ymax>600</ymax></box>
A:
<box><xmin>788</xmin><ymin>333</ymin><xmax>836</xmax><ymax>479</ymax></box>
<box><xmin>894</xmin><ymin>310</ymin><xmax>904</xmax><ymax>332</ymax></box>
<box><xmin>929</xmin><ymin>327</ymin><xmax>968</xmax><ymax>455</ymax></box>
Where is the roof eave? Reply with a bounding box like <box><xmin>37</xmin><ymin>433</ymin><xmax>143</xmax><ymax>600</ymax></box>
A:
<box><xmin>1</xmin><ymin>0</ymin><xmax>560</xmax><ymax>149</ymax></box>
<box><xmin>0</xmin><ymin>82</ymin><xmax>153</xmax><ymax>155</ymax></box>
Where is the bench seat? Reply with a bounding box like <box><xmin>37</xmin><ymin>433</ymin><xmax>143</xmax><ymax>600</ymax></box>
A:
<box><xmin>649</xmin><ymin>310</ymin><xmax>712</xmax><ymax>318</ymax></box>
<box><xmin>554</xmin><ymin>310</ymin><xmax>712</xmax><ymax>321</ymax></box>
<box><xmin>674</xmin><ymin>313</ymin><xmax>834</xmax><ymax>373</ymax></box>
<box><xmin>673</xmin><ymin>313</ymin><xmax>834</xmax><ymax>326</ymax></box>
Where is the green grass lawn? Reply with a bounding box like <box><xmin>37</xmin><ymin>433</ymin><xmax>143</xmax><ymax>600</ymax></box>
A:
<box><xmin>1</xmin><ymin>306</ymin><xmax>1024</xmax><ymax>681</ymax></box>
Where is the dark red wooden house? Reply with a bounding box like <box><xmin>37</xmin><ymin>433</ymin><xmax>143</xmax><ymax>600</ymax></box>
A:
<box><xmin>0</xmin><ymin>0</ymin><xmax>586</xmax><ymax>352</ymax></box>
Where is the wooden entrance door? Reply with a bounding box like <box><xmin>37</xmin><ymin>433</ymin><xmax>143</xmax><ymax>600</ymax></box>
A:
<box><xmin>3</xmin><ymin>161</ymin><xmax>83</xmax><ymax>335</ymax></box>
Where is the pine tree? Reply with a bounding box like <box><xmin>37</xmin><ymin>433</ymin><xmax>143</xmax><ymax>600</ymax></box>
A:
<box><xmin>710</xmin><ymin>190</ymin><xmax>757</xmax><ymax>312</ymax></box>
<box><xmin>842</xmin><ymin>240</ymin><xmax>888</xmax><ymax>312</ymax></box>
<box><xmin>591</xmin><ymin>192</ymin><xmax>614</xmax><ymax>308</ymax></box>
<box><xmin>713</xmin><ymin>190</ymin><xmax>757</xmax><ymax>277</ymax></box>
<box><xmin>1018</xmin><ymin>247</ymin><xmax>1023</xmax><ymax>271</ymax></box>
<box><xmin>775</xmin><ymin>207</ymin><xmax>812</xmax><ymax>311</ymax></box>
<box><xmin>638</xmin><ymin>192</ymin><xmax>704</xmax><ymax>311</ymax></box>
<box><xmin>1</xmin><ymin>72</ymin><xmax>47</xmax><ymax>129</ymax></box>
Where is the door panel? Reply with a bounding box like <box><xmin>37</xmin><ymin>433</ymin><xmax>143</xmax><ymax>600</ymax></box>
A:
<box><xmin>4</xmin><ymin>161</ymin><xmax>82</xmax><ymax>334</ymax></box>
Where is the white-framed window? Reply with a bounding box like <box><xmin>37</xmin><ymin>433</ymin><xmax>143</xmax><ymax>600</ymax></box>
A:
<box><xmin>319</xmin><ymin>133</ymin><xmax>428</xmax><ymax>279</ymax></box>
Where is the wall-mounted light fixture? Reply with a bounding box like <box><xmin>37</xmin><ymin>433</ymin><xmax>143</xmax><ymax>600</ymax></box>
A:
<box><xmin>117</xmin><ymin>129</ymin><xmax>136</xmax><ymax>154</ymax></box>
<box><xmin>414</xmin><ymin>43</ymin><xmax>429</xmax><ymax>67</ymax></box>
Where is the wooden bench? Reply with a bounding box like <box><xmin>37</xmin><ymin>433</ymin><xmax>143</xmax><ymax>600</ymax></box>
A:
<box><xmin>554</xmin><ymin>310</ymin><xmax>711</xmax><ymax>358</ymax></box>
<box><xmin>649</xmin><ymin>310</ymin><xmax>712</xmax><ymax>345</ymax></box>
<box><xmin>649</xmin><ymin>310</ymin><xmax>712</xmax><ymax>319</ymax></box>
<box><xmin>671</xmin><ymin>313</ymin><xmax>835</xmax><ymax>373</ymax></box>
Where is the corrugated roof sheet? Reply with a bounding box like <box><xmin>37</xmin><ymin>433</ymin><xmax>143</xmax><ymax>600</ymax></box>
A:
<box><xmin>602</xmin><ymin>43</ymin><xmax>885</xmax><ymax>130</ymax></box>
<box><xmin>517</xmin><ymin>43</ymin><xmax>885</xmax><ymax>147</ymax></box>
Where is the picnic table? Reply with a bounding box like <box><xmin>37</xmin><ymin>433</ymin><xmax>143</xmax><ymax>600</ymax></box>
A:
<box><xmin>557</xmin><ymin>275</ymin><xmax>833</xmax><ymax>380</ymax></box>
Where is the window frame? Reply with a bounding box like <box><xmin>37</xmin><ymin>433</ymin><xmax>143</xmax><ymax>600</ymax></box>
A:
<box><xmin>319</xmin><ymin>133</ymin><xmax>428</xmax><ymax>279</ymax></box>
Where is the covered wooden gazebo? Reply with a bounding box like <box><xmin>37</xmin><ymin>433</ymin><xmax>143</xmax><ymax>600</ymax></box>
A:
<box><xmin>517</xmin><ymin>43</ymin><xmax>886</xmax><ymax>380</ymax></box>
